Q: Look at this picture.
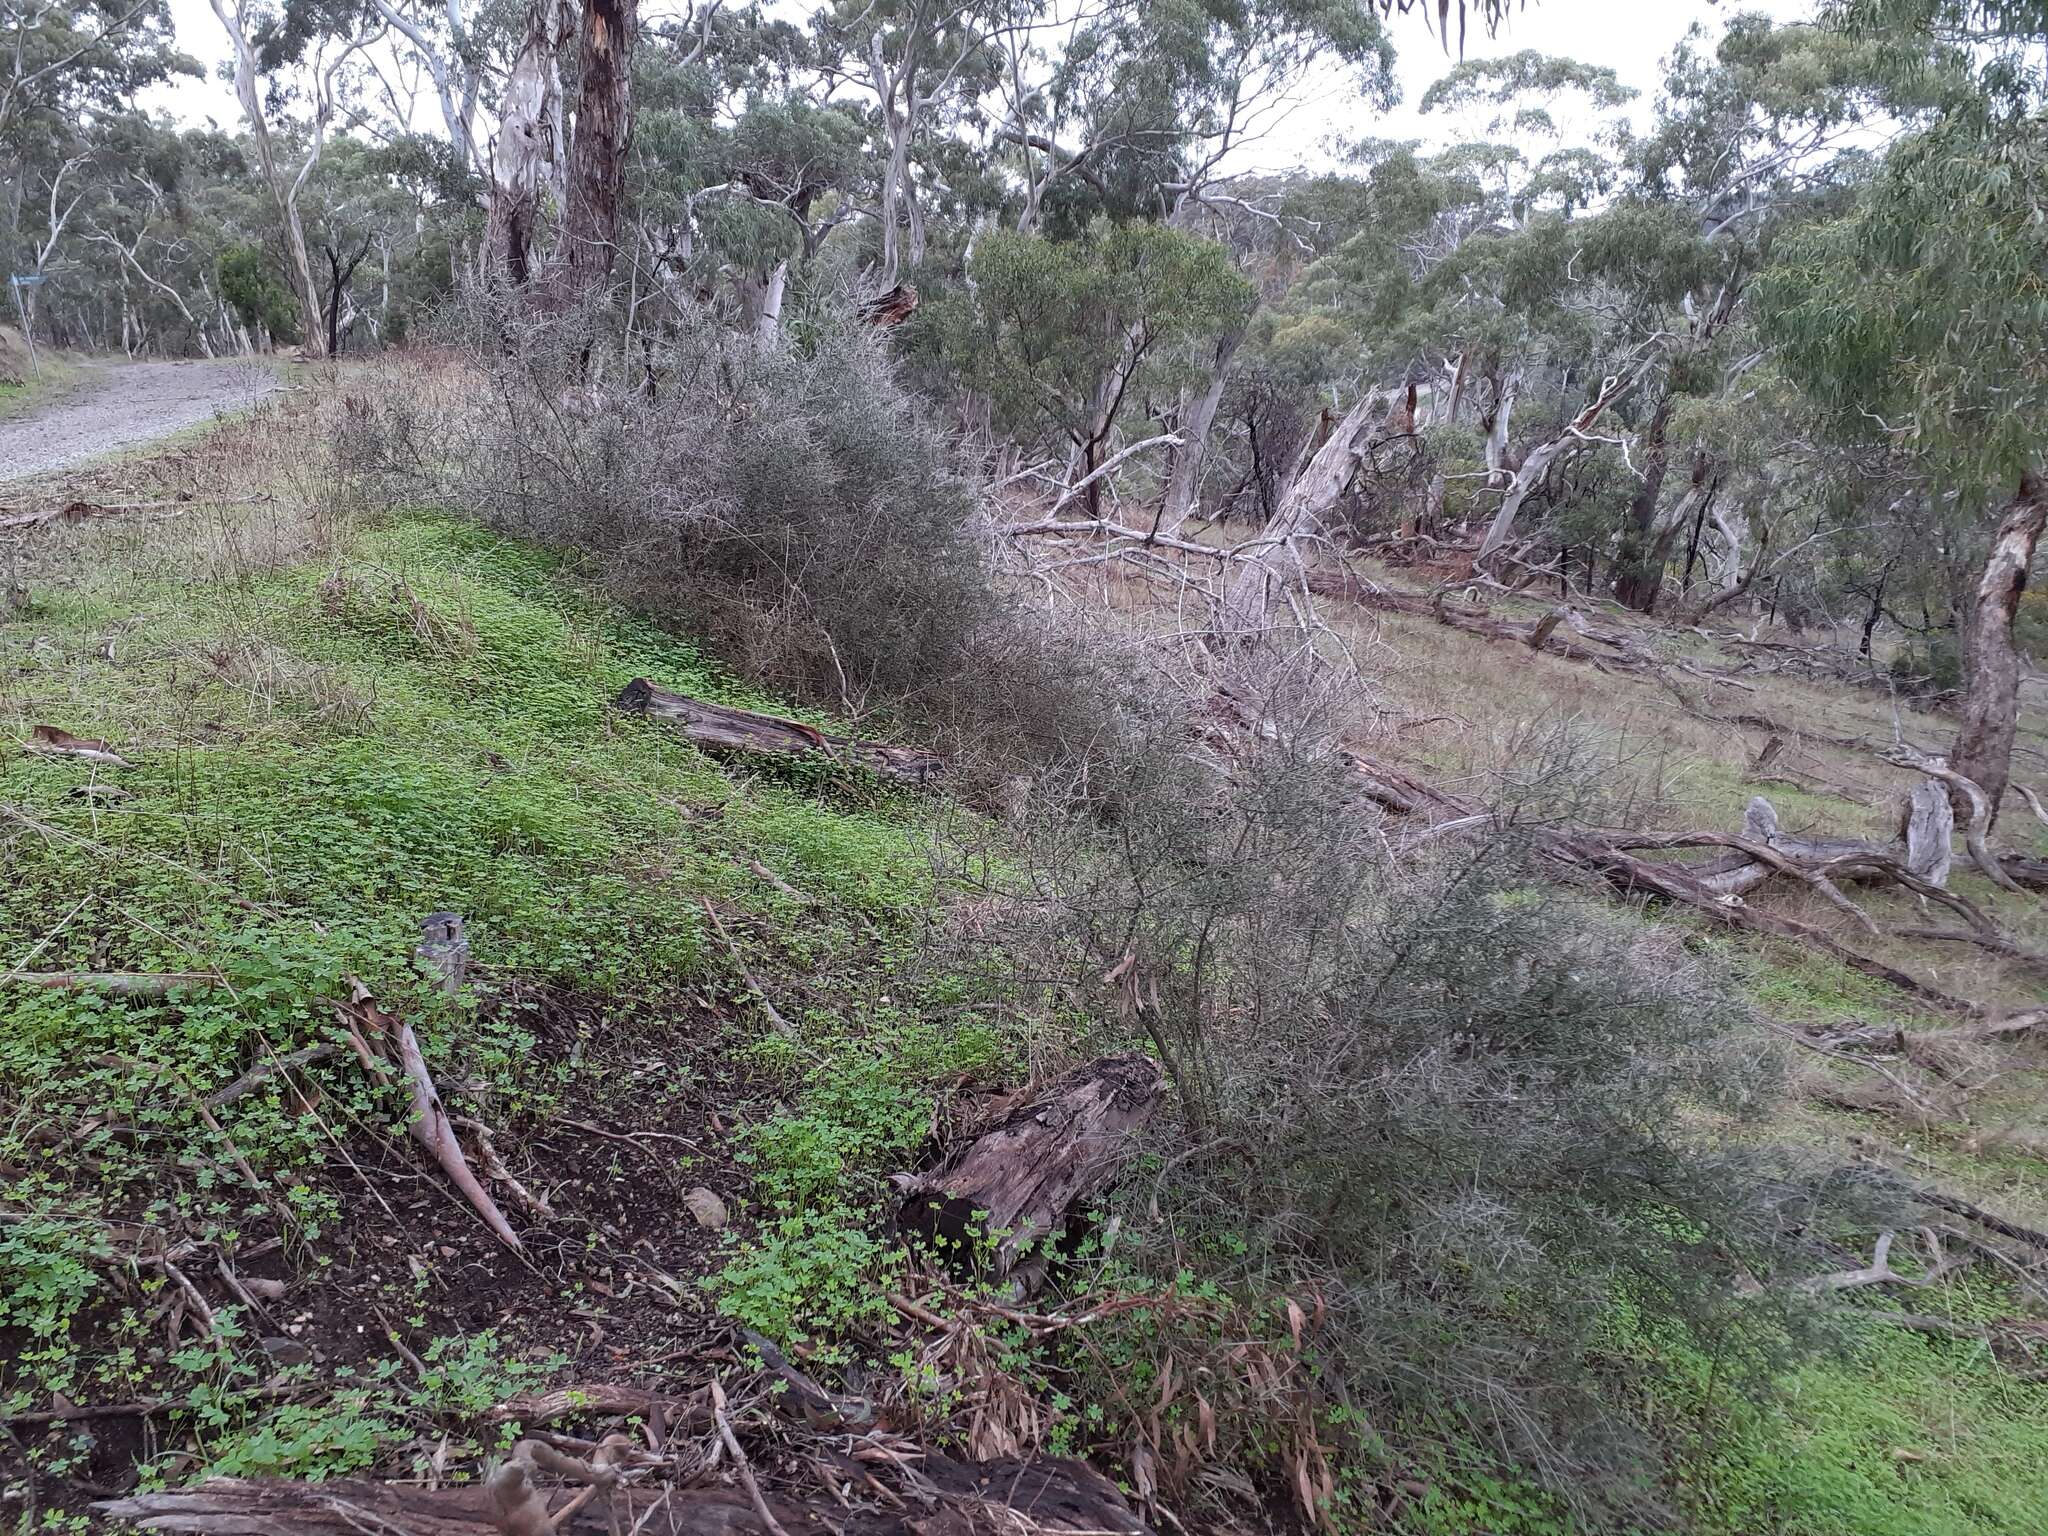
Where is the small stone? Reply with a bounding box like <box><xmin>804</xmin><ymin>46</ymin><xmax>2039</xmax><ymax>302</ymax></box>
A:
<box><xmin>262</xmin><ymin>1336</ymin><xmax>311</xmax><ymax>1366</ymax></box>
<box><xmin>683</xmin><ymin>1187</ymin><xmax>728</xmax><ymax>1230</ymax></box>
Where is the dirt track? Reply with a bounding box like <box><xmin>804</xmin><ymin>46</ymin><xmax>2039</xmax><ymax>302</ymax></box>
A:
<box><xmin>0</xmin><ymin>359</ymin><xmax>278</xmax><ymax>483</ymax></box>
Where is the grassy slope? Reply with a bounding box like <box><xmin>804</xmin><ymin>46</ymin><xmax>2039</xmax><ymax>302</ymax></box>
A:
<box><xmin>1329</xmin><ymin>579</ymin><xmax>2048</xmax><ymax>1536</ymax></box>
<box><xmin>1</xmin><ymin>454</ymin><xmax>971</xmax><ymax>1506</ymax></box>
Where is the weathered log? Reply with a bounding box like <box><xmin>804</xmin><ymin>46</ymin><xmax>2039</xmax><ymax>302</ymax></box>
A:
<box><xmin>896</xmin><ymin>1053</ymin><xmax>1164</xmax><ymax>1275</ymax></box>
<box><xmin>97</xmin><ymin>1455</ymin><xmax>1149</xmax><ymax>1536</ymax></box>
<box><xmin>615</xmin><ymin>679</ymin><xmax>942</xmax><ymax>784</ymax></box>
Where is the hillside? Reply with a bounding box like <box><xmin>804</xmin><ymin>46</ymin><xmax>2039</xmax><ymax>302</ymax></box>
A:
<box><xmin>2</xmin><ymin>368</ymin><xmax>2046</xmax><ymax>1536</ymax></box>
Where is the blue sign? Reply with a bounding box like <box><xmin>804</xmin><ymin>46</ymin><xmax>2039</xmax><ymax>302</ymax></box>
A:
<box><xmin>9</xmin><ymin>274</ymin><xmax>44</xmax><ymax>287</ymax></box>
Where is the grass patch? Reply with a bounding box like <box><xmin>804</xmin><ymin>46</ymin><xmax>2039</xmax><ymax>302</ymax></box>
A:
<box><xmin>1</xmin><ymin>505</ymin><xmax>940</xmax><ymax>1470</ymax></box>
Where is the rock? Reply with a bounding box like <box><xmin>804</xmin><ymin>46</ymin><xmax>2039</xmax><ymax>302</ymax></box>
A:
<box><xmin>683</xmin><ymin>1187</ymin><xmax>727</xmax><ymax>1230</ymax></box>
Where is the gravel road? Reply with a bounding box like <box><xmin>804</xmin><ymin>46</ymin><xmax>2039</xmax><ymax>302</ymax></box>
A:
<box><xmin>0</xmin><ymin>360</ymin><xmax>278</xmax><ymax>483</ymax></box>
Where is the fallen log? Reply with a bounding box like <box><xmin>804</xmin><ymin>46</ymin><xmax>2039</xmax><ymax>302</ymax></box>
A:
<box><xmin>0</xmin><ymin>970</ymin><xmax>223</xmax><ymax>996</ymax></box>
<box><xmin>615</xmin><ymin>679</ymin><xmax>942</xmax><ymax>785</ymax></box>
<box><xmin>96</xmin><ymin>1453</ymin><xmax>1150</xmax><ymax>1536</ymax></box>
<box><xmin>895</xmin><ymin>1053</ymin><xmax>1164</xmax><ymax>1277</ymax></box>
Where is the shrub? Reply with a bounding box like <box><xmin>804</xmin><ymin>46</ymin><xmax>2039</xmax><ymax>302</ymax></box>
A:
<box><xmin>355</xmin><ymin>293</ymin><xmax>1143</xmax><ymax>790</ymax></box>
<box><xmin>984</xmin><ymin>713</ymin><xmax>1860</xmax><ymax>1524</ymax></box>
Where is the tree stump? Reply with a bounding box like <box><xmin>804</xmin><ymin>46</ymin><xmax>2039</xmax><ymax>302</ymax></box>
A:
<box><xmin>896</xmin><ymin>1054</ymin><xmax>1165</xmax><ymax>1276</ymax></box>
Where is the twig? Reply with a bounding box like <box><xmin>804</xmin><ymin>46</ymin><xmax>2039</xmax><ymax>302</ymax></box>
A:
<box><xmin>698</xmin><ymin>898</ymin><xmax>795</xmax><ymax>1039</ymax></box>
<box><xmin>709</xmin><ymin>1380</ymin><xmax>791</xmax><ymax>1536</ymax></box>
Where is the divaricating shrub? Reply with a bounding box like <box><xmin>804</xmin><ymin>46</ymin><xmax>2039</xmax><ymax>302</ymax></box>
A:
<box><xmin>975</xmin><ymin>714</ymin><xmax>1871</xmax><ymax>1523</ymax></box>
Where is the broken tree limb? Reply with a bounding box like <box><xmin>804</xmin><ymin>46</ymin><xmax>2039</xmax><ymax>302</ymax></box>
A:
<box><xmin>0</xmin><ymin>970</ymin><xmax>223</xmax><ymax>995</ymax></box>
<box><xmin>615</xmin><ymin>679</ymin><xmax>941</xmax><ymax>785</ymax></box>
<box><xmin>1542</xmin><ymin>834</ymin><xmax>1983</xmax><ymax>1015</ymax></box>
<box><xmin>895</xmin><ymin>1053</ymin><xmax>1164</xmax><ymax>1277</ymax></box>
<box><xmin>338</xmin><ymin>982</ymin><xmax>525</xmax><ymax>1254</ymax></box>
<box><xmin>489</xmin><ymin>1383</ymin><xmax>709</xmax><ymax>1429</ymax></box>
<box><xmin>202</xmin><ymin>1042</ymin><xmax>342</xmax><ymax>1109</ymax></box>
<box><xmin>1881</xmin><ymin>747</ymin><xmax>2022</xmax><ymax>894</ymax></box>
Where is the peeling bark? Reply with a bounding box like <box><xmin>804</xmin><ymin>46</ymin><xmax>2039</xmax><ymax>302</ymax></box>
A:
<box><xmin>896</xmin><ymin>1053</ymin><xmax>1164</xmax><ymax>1276</ymax></box>
<box><xmin>1951</xmin><ymin>471</ymin><xmax>2048</xmax><ymax>828</ymax></box>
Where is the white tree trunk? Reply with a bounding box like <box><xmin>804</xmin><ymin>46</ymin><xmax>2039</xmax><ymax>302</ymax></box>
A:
<box><xmin>1220</xmin><ymin>388</ymin><xmax>1390</xmax><ymax>636</ymax></box>
<box><xmin>210</xmin><ymin>0</ymin><xmax>327</xmax><ymax>356</ymax></box>
<box><xmin>1161</xmin><ymin>329</ymin><xmax>1242</xmax><ymax>535</ymax></box>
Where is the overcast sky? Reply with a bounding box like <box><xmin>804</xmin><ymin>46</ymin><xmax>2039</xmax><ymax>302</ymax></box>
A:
<box><xmin>153</xmin><ymin>0</ymin><xmax>1822</xmax><ymax>156</ymax></box>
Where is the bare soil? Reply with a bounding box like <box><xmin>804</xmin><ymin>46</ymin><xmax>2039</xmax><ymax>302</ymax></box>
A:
<box><xmin>0</xmin><ymin>360</ymin><xmax>278</xmax><ymax>484</ymax></box>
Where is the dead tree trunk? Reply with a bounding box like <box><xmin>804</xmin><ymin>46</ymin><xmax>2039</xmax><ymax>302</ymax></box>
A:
<box><xmin>553</xmin><ymin>0</ymin><xmax>639</xmax><ymax>299</ymax></box>
<box><xmin>896</xmin><ymin>1053</ymin><xmax>1163</xmax><ymax>1277</ymax></box>
<box><xmin>1161</xmin><ymin>328</ymin><xmax>1243</xmax><ymax>535</ymax></box>
<box><xmin>1951</xmin><ymin>471</ymin><xmax>2048</xmax><ymax>829</ymax></box>
<box><xmin>1475</xmin><ymin>354</ymin><xmax>1655</xmax><ymax>570</ymax></box>
<box><xmin>1219</xmin><ymin>389</ymin><xmax>1391</xmax><ymax>635</ymax></box>
<box><xmin>614</xmin><ymin>679</ymin><xmax>942</xmax><ymax>783</ymax></box>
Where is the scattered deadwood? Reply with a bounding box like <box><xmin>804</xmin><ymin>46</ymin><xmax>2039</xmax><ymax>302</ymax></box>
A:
<box><xmin>96</xmin><ymin>1453</ymin><xmax>1151</xmax><ymax>1536</ymax></box>
<box><xmin>1347</xmin><ymin>744</ymin><xmax>2047</xmax><ymax>1025</ymax></box>
<box><xmin>335</xmin><ymin>981</ymin><xmax>526</xmax><ymax>1254</ymax></box>
<box><xmin>616</xmin><ymin>679</ymin><xmax>942</xmax><ymax>785</ymax></box>
<box><xmin>0</xmin><ymin>496</ymin><xmax>266</xmax><ymax>534</ymax></box>
<box><xmin>895</xmin><ymin>1053</ymin><xmax>1164</xmax><ymax>1279</ymax></box>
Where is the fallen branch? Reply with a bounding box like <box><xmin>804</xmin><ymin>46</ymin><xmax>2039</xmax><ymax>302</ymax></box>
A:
<box><xmin>1</xmin><ymin>970</ymin><xmax>222</xmax><ymax>995</ymax></box>
<box><xmin>699</xmin><ymin>898</ymin><xmax>796</xmax><ymax>1040</ymax></box>
<box><xmin>1881</xmin><ymin>747</ymin><xmax>2023</xmax><ymax>894</ymax></box>
<box><xmin>615</xmin><ymin>679</ymin><xmax>941</xmax><ymax>785</ymax></box>
<box><xmin>711</xmin><ymin>1379</ymin><xmax>792</xmax><ymax>1536</ymax></box>
<box><xmin>202</xmin><ymin>1042</ymin><xmax>341</xmax><ymax>1109</ymax></box>
<box><xmin>489</xmin><ymin>1384</ymin><xmax>708</xmax><ymax>1430</ymax></box>
<box><xmin>337</xmin><ymin>982</ymin><xmax>524</xmax><ymax>1253</ymax></box>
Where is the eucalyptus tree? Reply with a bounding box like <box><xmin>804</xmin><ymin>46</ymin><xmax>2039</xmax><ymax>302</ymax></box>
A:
<box><xmin>814</xmin><ymin>0</ymin><xmax>1000</xmax><ymax>287</ymax></box>
<box><xmin>1760</xmin><ymin>0</ymin><xmax>2048</xmax><ymax>818</ymax></box>
<box><xmin>954</xmin><ymin>222</ymin><xmax>1254</xmax><ymax>514</ymax></box>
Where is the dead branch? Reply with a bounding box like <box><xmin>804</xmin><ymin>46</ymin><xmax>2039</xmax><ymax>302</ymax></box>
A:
<box><xmin>698</xmin><ymin>898</ymin><xmax>796</xmax><ymax>1040</ymax></box>
<box><xmin>1881</xmin><ymin>747</ymin><xmax>2023</xmax><ymax>894</ymax></box>
<box><xmin>1</xmin><ymin>970</ymin><xmax>223</xmax><ymax>995</ymax></box>
<box><xmin>202</xmin><ymin>1042</ymin><xmax>342</xmax><ymax>1109</ymax></box>
<box><xmin>337</xmin><ymin>982</ymin><xmax>525</xmax><ymax>1253</ymax></box>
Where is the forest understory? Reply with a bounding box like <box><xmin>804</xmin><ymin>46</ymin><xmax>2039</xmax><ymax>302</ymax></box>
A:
<box><xmin>0</xmin><ymin>353</ymin><xmax>2043</xmax><ymax>1536</ymax></box>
